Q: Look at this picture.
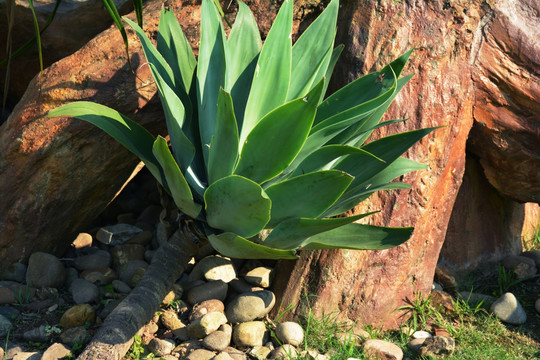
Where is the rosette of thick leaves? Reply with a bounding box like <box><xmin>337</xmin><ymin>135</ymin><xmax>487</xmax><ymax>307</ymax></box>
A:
<box><xmin>49</xmin><ymin>0</ymin><xmax>437</xmax><ymax>259</ymax></box>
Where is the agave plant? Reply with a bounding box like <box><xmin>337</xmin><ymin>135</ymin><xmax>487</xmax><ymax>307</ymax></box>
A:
<box><xmin>49</xmin><ymin>0</ymin><xmax>435</xmax><ymax>259</ymax></box>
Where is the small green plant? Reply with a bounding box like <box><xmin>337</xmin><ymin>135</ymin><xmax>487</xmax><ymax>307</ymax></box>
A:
<box><xmin>126</xmin><ymin>334</ymin><xmax>146</xmax><ymax>360</ymax></box>
<box><xmin>13</xmin><ymin>284</ymin><xmax>31</xmax><ymax>306</ymax></box>
<box><xmin>396</xmin><ymin>292</ymin><xmax>437</xmax><ymax>331</ymax></box>
<box><xmin>44</xmin><ymin>325</ymin><xmax>62</xmax><ymax>335</ymax></box>
<box><xmin>49</xmin><ymin>0</ymin><xmax>437</xmax><ymax>260</ymax></box>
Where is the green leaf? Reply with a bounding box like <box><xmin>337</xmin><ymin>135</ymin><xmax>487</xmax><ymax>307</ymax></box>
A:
<box><xmin>300</xmin><ymin>224</ymin><xmax>413</xmax><ymax>250</ymax></box>
<box><xmin>289</xmin><ymin>145</ymin><xmax>383</xmax><ymax>178</ymax></box>
<box><xmin>235</xmin><ymin>79</ymin><xmax>324</xmax><ymax>184</ymax></box>
<box><xmin>152</xmin><ymin>136</ymin><xmax>202</xmax><ymax>218</ymax></box>
<box><xmin>124</xmin><ymin>17</ymin><xmax>177</xmax><ymax>92</ymax></box>
<box><xmin>287</xmin><ymin>0</ymin><xmax>338</xmax><ymax>100</ymax></box>
<box><xmin>320</xmin><ymin>45</ymin><xmax>344</xmax><ymax>102</ymax></box>
<box><xmin>157</xmin><ymin>9</ymin><xmax>197</xmax><ymax>96</ymax></box>
<box><xmin>197</xmin><ymin>0</ymin><xmax>228</xmax><ymax>165</ymax></box>
<box><xmin>265</xmin><ymin>170</ymin><xmax>353</xmax><ymax>228</ymax></box>
<box><xmin>205</xmin><ymin>175</ymin><xmax>271</xmax><ymax>238</ymax></box>
<box><xmin>47</xmin><ymin>102</ymin><xmax>165</xmax><ymax>186</ymax></box>
<box><xmin>148</xmin><ymin>63</ymin><xmax>195</xmax><ymax>172</ymax></box>
<box><xmin>240</xmin><ymin>0</ymin><xmax>292</xmax><ymax>146</ymax></box>
<box><xmin>263</xmin><ymin>212</ymin><xmax>377</xmax><ymax>250</ymax></box>
<box><xmin>227</xmin><ymin>1</ymin><xmax>262</xmax><ymax>126</ymax></box>
<box><xmin>208</xmin><ymin>233</ymin><xmax>297</xmax><ymax>259</ymax></box>
<box><xmin>208</xmin><ymin>89</ymin><xmax>239</xmax><ymax>184</ymax></box>
<box><xmin>132</xmin><ymin>0</ymin><xmax>143</xmax><ymax>26</ymax></box>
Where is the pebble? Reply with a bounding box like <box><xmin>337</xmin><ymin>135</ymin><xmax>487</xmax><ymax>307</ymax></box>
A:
<box><xmin>501</xmin><ymin>255</ymin><xmax>537</xmax><ymax>279</ymax></box>
<box><xmin>187</xmin><ymin>348</ymin><xmax>216</xmax><ymax>360</ymax></box>
<box><xmin>73</xmin><ymin>249</ymin><xmax>111</xmax><ymax>271</ymax></box>
<box><xmin>148</xmin><ymin>338</ymin><xmax>176</xmax><ymax>356</ymax></box>
<box><xmin>23</xmin><ymin>325</ymin><xmax>50</xmax><ymax>342</ymax></box>
<box><xmin>60</xmin><ymin>326</ymin><xmax>92</xmax><ymax>347</ymax></box>
<box><xmin>96</xmin><ymin>223</ymin><xmax>143</xmax><ymax>246</ymax></box>
<box><xmin>536</xmin><ymin>298</ymin><xmax>540</xmax><ymax>314</ymax></box>
<box><xmin>187</xmin><ymin>280</ymin><xmax>228</xmax><ymax>305</ymax></box>
<box><xmin>229</xmin><ymin>278</ymin><xmax>263</xmax><ymax>293</ymax></box>
<box><xmin>190</xmin><ymin>299</ymin><xmax>225</xmax><ymax>322</ymax></box>
<box><xmin>226</xmin><ymin>290</ymin><xmax>276</xmax><ymax>323</ymax></box>
<box><xmin>174</xmin><ymin>339</ymin><xmax>203</xmax><ymax>357</ymax></box>
<box><xmin>269</xmin><ymin>344</ymin><xmax>298</xmax><ymax>359</ymax></box>
<box><xmin>26</xmin><ymin>252</ymin><xmax>66</xmax><ymax>288</ymax></box>
<box><xmin>233</xmin><ymin>321</ymin><xmax>267</xmax><ymax>347</ymax></box>
<box><xmin>42</xmin><ymin>342</ymin><xmax>72</xmax><ymax>360</ymax></box>
<box><xmin>0</xmin><ymin>305</ymin><xmax>20</xmax><ymax>320</ymax></box>
<box><xmin>430</xmin><ymin>290</ymin><xmax>455</xmax><ymax>315</ymax></box>
<box><xmin>244</xmin><ymin>266</ymin><xmax>274</xmax><ymax>288</ymax></box>
<box><xmin>214</xmin><ymin>352</ymin><xmax>234</xmax><ymax>360</ymax></box>
<box><xmin>490</xmin><ymin>292</ymin><xmax>527</xmax><ymax>325</ymax></box>
<box><xmin>12</xmin><ymin>352</ymin><xmax>41</xmax><ymax>360</ymax></box>
<box><xmin>1</xmin><ymin>262</ymin><xmax>27</xmax><ymax>282</ymax></box>
<box><xmin>224</xmin><ymin>346</ymin><xmax>248</xmax><ymax>360</ymax></box>
<box><xmin>0</xmin><ymin>314</ymin><xmax>13</xmax><ymax>337</ymax></box>
<box><xmin>203</xmin><ymin>330</ymin><xmax>232</xmax><ymax>351</ymax></box>
<box><xmin>188</xmin><ymin>311</ymin><xmax>228</xmax><ymax>338</ymax></box>
<box><xmin>520</xmin><ymin>250</ymin><xmax>540</xmax><ymax>268</ymax></box>
<box><xmin>275</xmin><ymin>321</ymin><xmax>304</xmax><ymax>346</ymax></box>
<box><xmin>111</xmin><ymin>244</ymin><xmax>146</xmax><ymax>267</ymax></box>
<box><xmin>363</xmin><ymin>339</ymin><xmax>403</xmax><ymax>360</ymax></box>
<box><xmin>189</xmin><ymin>255</ymin><xmax>237</xmax><ymax>283</ymax></box>
<box><xmin>127</xmin><ymin>230</ymin><xmax>153</xmax><ymax>246</ymax></box>
<box><xmin>72</xmin><ymin>232</ymin><xmax>93</xmax><ymax>248</ymax></box>
<box><xmin>0</xmin><ymin>286</ymin><xmax>16</xmax><ymax>305</ymax></box>
<box><xmin>112</xmin><ymin>279</ymin><xmax>132</xmax><ymax>294</ymax></box>
<box><xmin>60</xmin><ymin>304</ymin><xmax>96</xmax><ymax>329</ymax></box>
<box><xmin>250</xmin><ymin>345</ymin><xmax>272</xmax><ymax>359</ymax></box>
<box><xmin>418</xmin><ymin>335</ymin><xmax>455</xmax><ymax>357</ymax></box>
<box><xmin>407</xmin><ymin>337</ymin><xmax>426</xmax><ymax>353</ymax></box>
<box><xmin>70</xmin><ymin>278</ymin><xmax>100</xmax><ymax>304</ymax></box>
<box><xmin>412</xmin><ymin>330</ymin><xmax>432</xmax><ymax>339</ymax></box>
<box><xmin>80</xmin><ymin>267</ymin><xmax>117</xmax><ymax>285</ymax></box>
<box><xmin>160</xmin><ymin>310</ymin><xmax>186</xmax><ymax>331</ymax></box>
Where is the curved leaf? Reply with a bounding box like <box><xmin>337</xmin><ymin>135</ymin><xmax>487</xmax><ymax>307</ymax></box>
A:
<box><xmin>208</xmin><ymin>89</ymin><xmax>239</xmax><ymax>184</ymax></box>
<box><xmin>240</xmin><ymin>0</ymin><xmax>292</xmax><ymax>146</ymax></box>
<box><xmin>300</xmin><ymin>224</ymin><xmax>413</xmax><ymax>250</ymax></box>
<box><xmin>47</xmin><ymin>102</ymin><xmax>165</xmax><ymax>186</ymax></box>
<box><xmin>265</xmin><ymin>170</ymin><xmax>353</xmax><ymax>227</ymax></box>
<box><xmin>263</xmin><ymin>212</ymin><xmax>377</xmax><ymax>250</ymax></box>
<box><xmin>205</xmin><ymin>175</ymin><xmax>271</xmax><ymax>238</ymax></box>
<box><xmin>288</xmin><ymin>0</ymin><xmax>338</xmax><ymax>100</ymax></box>
<box><xmin>152</xmin><ymin>136</ymin><xmax>202</xmax><ymax>218</ymax></box>
<box><xmin>208</xmin><ymin>232</ymin><xmax>297</xmax><ymax>259</ymax></box>
<box><xmin>235</xmin><ymin>79</ymin><xmax>324</xmax><ymax>184</ymax></box>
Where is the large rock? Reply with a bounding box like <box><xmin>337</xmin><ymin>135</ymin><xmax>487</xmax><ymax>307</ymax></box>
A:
<box><xmin>0</xmin><ymin>0</ymin><xmax>132</xmax><ymax>106</ymax></box>
<box><xmin>0</xmin><ymin>0</ymin><xmax>205</xmax><ymax>270</ymax></box>
<box><xmin>468</xmin><ymin>0</ymin><xmax>540</xmax><ymax>203</ymax></box>
<box><xmin>274</xmin><ymin>0</ymin><xmax>479</xmax><ymax>329</ymax></box>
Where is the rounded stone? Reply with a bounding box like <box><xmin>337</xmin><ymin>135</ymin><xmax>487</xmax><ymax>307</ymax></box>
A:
<box><xmin>275</xmin><ymin>321</ymin><xmax>304</xmax><ymax>346</ymax></box>
<box><xmin>111</xmin><ymin>244</ymin><xmax>146</xmax><ymax>268</ymax></box>
<box><xmin>214</xmin><ymin>352</ymin><xmax>234</xmax><ymax>360</ymax></box>
<box><xmin>419</xmin><ymin>336</ymin><xmax>455</xmax><ymax>357</ymax></box>
<box><xmin>160</xmin><ymin>310</ymin><xmax>186</xmax><ymax>331</ymax></box>
<box><xmin>412</xmin><ymin>330</ymin><xmax>432</xmax><ymax>339</ymax></box>
<box><xmin>363</xmin><ymin>339</ymin><xmax>403</xmax><ymax>360</ymax></box>
<box><xmin>26</xmin><ymin>252</ymin><xmax>66</xmax><ymax>288</ymax></box>
<box><xmin>73</xmin><ymin>249</ymin><xmax>111</xmax><ymax>271</ymax></box>
<box><xmin>536</xmin><ymin>298</ymin><xmax>540</xmax><ymax>314</ymax></box>
<box><xmin>60</xmin><ymin>326</ymin><xmax>92</xmax><ymax>347</ymax></box>
<box><xmin>189</xmin><ymin>255</ymin><xmax>237</xmax><ymax>283</ymax></box>
<box><xmin>244</xmin><ymin>266</ymin><xmax>274</xmax><ymax>288</ymax></box>
<box><xmin>80</xmin><ymin>267</ymin><xmax>117</xmax><ymax>286</ymax></box>
<box><xmin>501</xmin><ymin>255</ymin><xmax>537</xmax><ymax>279</ymax></box>
<box><xmin>0</xmin><ymin>314</ymin><xmax>13</xmax><ymax>337</ymax></box>
<box><xmin>1</xmin><ymin>262</ymin><xmax>27</xmax><ymax>282</ymax></box>
<box><xmin>520</xmin><ymin>250</ymin><xmax>540</xmax><ymax>268</ymax></box>
<box><xmin>162</xmin><ymin>284</ymin><xmax>184</xmax><ymax>306</ymax></box>
<box><xmin>112</xmin><ymin>280</ymin><xmax>132</xmax><ymax>294</ymax></box>
<box><xmin>232</xmin><ymin>321</ymin><xmax>267</xmax><ymax>347</ymax></box>
<box><xmin>60</xmin><ymin>304</ymin><xmax>96</xmax><ymax>329</ymax></box>
<box><xmin>188</xmin><ymin>312</ymin><xmax>228</xmax><ymax>339</ymax></box>
<box><xmin>0</xmin><ymin>287</ymin><xmax>16</xmax><ymax>305</ymax></box>
<box><xmin>186</xmin><ymin>348</ymin><xmax>216</xmax><ymax>360</ymax></box>
<box><xmin>268</xmin><ymin>344</ymin><xmax>298</xmax><ymax>359</ymax></box>
<box><xmin>187</xmin><ymin>280</ymin><xmax>228</xmax><ymax>305</ymax></box>
<box><xmin>148</xmin><ymin>338</ymin><xmax>176</xmax><ymax>356</ymax></box>
<box><xmin>490</xmin><ymin>292</ymin><xmax>527</xmax><ymax>325</ymax></box>
<box><xmin>203</xmin><ymin>330</ymin><xmax>231</xmax><ymax>351</ymax></box>
<box><xmin>70</xmin><ymin>279</ymin><xmax>100</xmax><ymax>304</ymax></box>
<box><xmin>72</xmin><ymin>233</ymin><xmax>93</xmax><ymax>249</ymax></box>
<box><xmin>42</xmin><ymin>343</ymin><xmax>72</xmax><ymax>360</ymax></box>
<box><xmin>126</xmin><ymin>230</ymin><xmax>153</xmax><ymax>246</ymax></box>
<box><xmin>225</xmin><ymin>290</ymin><xmax>275</xmax><ymax>323</ymax></box>
<box><xmin>190</xmin><ymin>299</ymin><xmax>225</xmax><ymax>322</ymax></box>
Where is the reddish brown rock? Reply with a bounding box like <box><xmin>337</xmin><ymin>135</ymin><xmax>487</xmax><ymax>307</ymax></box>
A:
<box><xmin>469</xmin><ymin>0</ymin><xmax>540</xmax><ymax>203</ymax></box>
<box><xmin>0</xmin><ymin>0</ymin><xmax>205</xmax><ymax>270</ymax></box>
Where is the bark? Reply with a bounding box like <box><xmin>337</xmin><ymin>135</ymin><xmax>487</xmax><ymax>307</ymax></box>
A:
<box><xmin>77</xmin><ymin>227</ymin><xmax>205</xmax><ymax>360</ymax></box>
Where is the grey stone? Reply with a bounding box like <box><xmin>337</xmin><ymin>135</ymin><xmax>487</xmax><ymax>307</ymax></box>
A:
<box><xmin>70</xmin><ymin>279</ymin><xmax>100</xmax><ymax>304</ymax></box>
<box><xmin>65</xmin><ymin>267</ymin><xmax>79</xmax><ymax>288</ymax></box>
<box><xmin>187</xmin><ymin>280</ymin><xmax>228</xmax><ymax>305</ymax></box>
<box><xmin>363</xmin><ymin>339</ymin><xmax>403</xmax><ymax>360</ymax></box>
<box><xmin>490</xmin><ymin>292</ymin><xmax>527</xmax><ymax>325</ymax></box>
<box><xmin>233</xmin><ymin>321</ymin><xmax>267</xmax><ymax>347</ymax></box>
<box><xmin>80</xmin><ymin>267</ymin><xmax>117</xmax><ymax>286</ymax></box>
<box><xmin>26</xmin><ymin>252</ymin><xmax>66</xmax><ymax>288</ymax></box>
<box><xmin>190</xmin><ymin>299</ymin><xmax>225</xmax><ymax>322</ymax></box>
<box><xmin>111</xmin><ymin>244</ymin><xmax>146</xmax><ymax>268</ymax></box>
<box><xmin>276</xmin><ymin>321</ymin><xmax>304</xmax><ymax>346</ymax></box>
<box><xmin>520</xmin><ymin>250</ymin><xmax>540</xmax><ymax>268</ymax></box>
<box><xmin>269</xmin><ymin>344</ymin><xmax>298</xmax><ymax>359</ymax></box>
<box><xmin>203</xmin><ymin>330</ymin><xmax>231</xmax><ymax>351</ymax></box>
<box><xmin>96</xmin><ymin>223</ymin><xmax>143</xmax><ymax>246</ymax></box>
<box><xmin>244</xmin><ymin>266</ymin><xmax>274</xmax><ymax>288</ymax></box>
<box><xmin>188</xmin><ymin>312</ymin><xmax>228</xmax><ymax>338</ymax></box>
<box><xmin>0</xmin><ymin>305</ymin><xmax>20</xmax><ymax>320</ymax></box>
<box><xmin>126</xmin><ymin>230</ymin><xmax>153</xmax><ymax>246</ymax></box>
<box><xmin>74</xmin><ymin>249</ymin><xmax>112</xmax><ymax>271</ymax></box>
<box><xmin>186</xmin><ymin>348</ymin><xmax>216</xmax><ymax>360</ymax></box>
<box><xmin>112</xmin><ymin>279</ymin><xmax>132</xmax><ymax>294</ymax></box>
<box><xmin>0</xmin><ymin>314</ymin><xmax>13</xmax><ymax>337</ymax></box>
<box><xmin>1</xmin><ymin>262</ymin><xmax>27</xmax><ymax>282</ymax></box>
<box><xmin>224</xmin><ymin>347</ymin><xmax>248</xmax><ymax>360</ymax></box>
<box><xmin>60</xmin><ymin>326</ymin><xmax>92</xmax><ymax>347</ymax></box>
<box><xmin>42</xmin><ymin>342</ymin><xmax>72</xmax><ymax>360</ymax></box>
<box><xmin>189</xmin><ymin>255</ymin><xmax>237</xmax><ymax>283</ymax></box>
<box><xmin>173</xmin><ymin>339</ymin><xmax>203</xmax><ymax>357</ymax></box>
<box><xmin>419</xmin><ymin>336</ymin><xmax>455</xmax><ymax>357</ymax></box>
<box><xmin>23</xmin><ymin>325</ymin><xmax>50</xmax><ymax>342</ymax></box>
<box><xmin>118</xmin><ymin>260</ymin><xmax>149</xmax><ymax>284</ymax></box>
<box><xmin>229</xmin><ymin>278</ymin><xmax>263</xmax><ymax>293</ymax></box>
<box><xmin>148</xmin><ymin>338</ymin><xmax>176</xmax><ymax>356</ymax></box>
<box><xmin>0</xmin><ymin>286</ymin><xmax>16</xmax><ymax>305</ymax></box>
<box><xmin>501</xmin><ymin>255</ymin><xmax>537</xmax><ymax>279</ymax></box>
<box><xmin>226</xmin><ymin>290</ymin><xmax>276</xmax><ymax>323</ymax></box>
<box><xmin>536</xmin><ymin>298</ymin><xmax>540</xmax><ymax>314</ymax></box>
<box><xmin>407</xmin><ymin>338</ymin><xmax>427</xmax><ymax>353</ymax></box>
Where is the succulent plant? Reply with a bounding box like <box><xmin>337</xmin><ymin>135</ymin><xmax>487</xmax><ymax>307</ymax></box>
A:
<box><xmin>49</xmin><ymin>0</ymin><xmax>436</xmax><ymax>259</ymax></box>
